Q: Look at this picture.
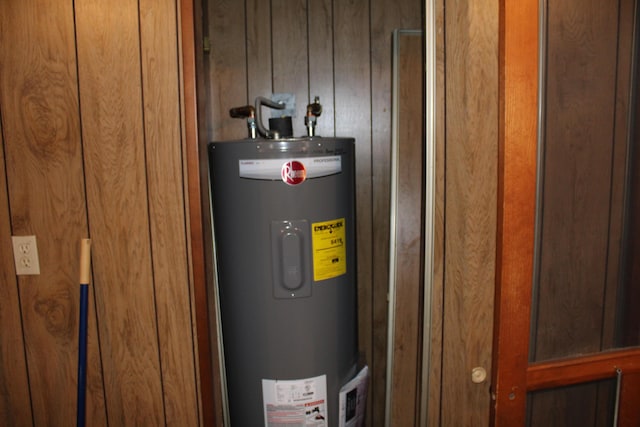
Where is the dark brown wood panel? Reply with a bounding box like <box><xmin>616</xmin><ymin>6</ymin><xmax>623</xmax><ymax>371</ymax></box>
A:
<box><xmin>139</xmin><ymin>0</ymin><xmax>200</xmax><ymax>425</ymax></box>
<box><xmin>620</xmin><ymin>10</ymin><xmax>640</xmax><ymax>347</ymax></box>
<box><xmin>533</xmin><ymin>0</ymin><xmax>621</xmax><ymax>362</ymax></box>
<box><xmin>308</xmin><ymin>0</ymin><xmax>336</xmax><ymax>137</ymax></box>
<box><xmin>272</xmin><ymin>0</ymin><xmax>309</xmax><ymax>137</ymax></box>
<box><xmin>332</xmin><ymin>0</ymin><xmax>375</xmax><ymax>423</ymax></box>
<box><xmin>602</xmin><ymin>0</ymin><xmax>635</xmax><ymax>349</ymax></box>
<box><xmin>209</xmin><ymin>0</ymin><xmax>248</xmax><ymax>141</ymax></box>
<box><xmin>246</xmin><ymin>0</ymin><xmax>273</xmax><ymax>111</ymax></box>
<box><xmin>75</xmin><ymin>0</ymin><xmax>164</xmax><ymax>423</ymax></box>
<box><xmin>389</xmin><ymin>32</ymin><xmax>424</xmax><ymax>425</ymax></box>
<box><xmin>619</xmin><ymin>371</ymin><xmax>640</xmax><ymax>427</ymax></box>
<box><xmin>621</xmin><ymin>127</ymin><xmax>640</xmax><ymax>345</ymax></box>
<box><xmin>370</xmin><ymin>2</ymin><xmax>423</xmax><ymax>425</ymax></box>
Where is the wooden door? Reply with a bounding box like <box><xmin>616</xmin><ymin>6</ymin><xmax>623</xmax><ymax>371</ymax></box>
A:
<box><xmin>492</xmin><ymin>0</ymin><xmax>640</xmax><ymax>425</ymax></box>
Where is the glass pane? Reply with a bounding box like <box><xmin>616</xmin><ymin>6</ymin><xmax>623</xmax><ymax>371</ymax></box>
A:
<box><xmin>530</xmin><ymin>0</ymin><xmax>640</xmax><ymax>362</ymax></box>
<box><xmin>526</xmin><ymin>378</ymin><xmax>617</xmax><ymax>427</ymax></box>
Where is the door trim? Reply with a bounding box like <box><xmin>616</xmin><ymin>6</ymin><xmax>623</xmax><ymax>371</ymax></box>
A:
<box><xmin>527</xmin><ymin>348</ymin><xmax>640</xmax><ymax>391</ymax></box>
<box><xmin>179</xmin><ymin>0</ymin><xmax>220</xmax><ymax>424</ymax></box>
<box><xmin>490</xmin><ymin>0</ymin><xmax>539</xmax><ymax>424</ymax></box>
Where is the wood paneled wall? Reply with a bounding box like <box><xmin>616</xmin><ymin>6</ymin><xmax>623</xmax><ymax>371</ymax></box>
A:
<box><xmin>0</xmin><ymin>0</ymin><xmax>200</xmax><ymax>425</ymax></box>
<box><xmin>388</xmin><ymin>31</ymin><xmax>425</xmax><ymax>425</ymax></box>
<box><xmin>0</xmin><ymin>0</ymin><xmax>503</xmax><ymax>425</ymax></box>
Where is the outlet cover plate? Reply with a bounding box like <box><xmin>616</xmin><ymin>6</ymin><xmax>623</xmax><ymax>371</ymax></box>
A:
<box><xmin>12</xmin><ymin>235</ymin><xmax>41</xmax><ymax>275</ymax></box>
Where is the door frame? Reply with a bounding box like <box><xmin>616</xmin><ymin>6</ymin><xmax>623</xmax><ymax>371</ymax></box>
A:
<box><xmin>179</xmin><ymin>0</ymin><xmax>222</xmax><ymax>425</ymax></box>
<box><xmin>491</xmin><ymin>0</ymin><xmax>640</xmax><ymax>425</ymax></box>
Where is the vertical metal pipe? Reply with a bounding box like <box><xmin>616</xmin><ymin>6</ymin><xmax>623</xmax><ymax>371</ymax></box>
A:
<box><xmin>385</xmin><ymin>29</ymin><xmax>401</xmax><ymax>427</ymax></box>
<box><xmin>421</xmin><ymin>0</ymin><xmax>438</xmax><ymax>421</ymax></box>
<box><xmin>613</xmin><ymin>368</ymin><xmax>623</xmax><ymax>427</ymax></box>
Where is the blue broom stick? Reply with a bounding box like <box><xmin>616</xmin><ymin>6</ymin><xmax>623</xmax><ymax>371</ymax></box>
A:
<box><xmin>77</xmin><ymin>238</ymin><xmax>91</xmax><ymax>427</ymax></box>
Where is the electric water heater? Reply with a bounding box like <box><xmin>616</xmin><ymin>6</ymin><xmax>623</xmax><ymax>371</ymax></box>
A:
<box><xmin>209</xmin><ymin>97</ymin><xmax>365</xmax><ymax>426</ymax></box>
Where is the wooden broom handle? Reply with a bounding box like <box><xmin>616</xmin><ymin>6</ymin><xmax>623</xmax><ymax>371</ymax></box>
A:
<box><xmin>79</xmin><ymin>239</ymin><xmax>91</xmax><ymax>284</ymax></box>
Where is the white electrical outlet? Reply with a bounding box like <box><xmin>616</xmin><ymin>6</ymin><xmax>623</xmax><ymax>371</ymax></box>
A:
<box><xmin>12</xmin><ymin>235</ymin><xmax>41</xmax><ymax>275</ymax></box>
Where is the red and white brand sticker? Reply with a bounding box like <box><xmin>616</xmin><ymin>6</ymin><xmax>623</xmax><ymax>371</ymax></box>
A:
<box><xmin>281</xmin><ymin>160</ymin><xmax>307</xmax><ymax>185</ymax></box>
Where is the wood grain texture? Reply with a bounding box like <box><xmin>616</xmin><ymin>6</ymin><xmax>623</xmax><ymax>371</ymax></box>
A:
<box><xmin>443</xmin><ymin>0</ymin><xmax>499</xmax><ymax>425</ymax></box>
<box><xmin>390</xmin><ymin>32</ymin><xmax>424</xmax><ymax>426</ymax></box>
<box><xmin>370</xmin><ymin>2</ymin><xmax>422</xmax><ymax>425</ymax></box>
<box><xmin>184</xmin><ymin>0</ymin><xmax>223</xmax><ymax>424</ymax></box>
<box><xmin>1</xmin><ymin>1</ymin><xmax>202</xmax><ymax>426</ymax></box>
<box><xmin>246</xmin><ymin>0</ymin><xmax>273</xmax><ymax>113</ymax></box>
<box><xmin>204</xmin><ymin>4</ymin><xmax>255</xmax><ymax>419</ymax></box>
<box><xmin>333</xmin><ymin>0</ymin><xmax>374</xmax><ymax>424</ymax></box>
<box><xmin>602</xmin><ymin>0</ymin><xmax>635</xmax><ymax>349</ymax></box>
<box><xmin>525</xmin><ymin>4</ymin><xmax>639</xmax><ymax>419</ymax></box>
<box><xmin>209</xmin><ymin>0</ymin><xmax>247</xmax><ymax>141</ymax></box>
<box><xmin>75</xmin><ymin>0</ymin><xmax>164</xmax><ymax>423</ymax></box>
<box><xmin>308</xmin><ymin>0</ymin><xmax>336</xmax><ymax>137</ymax></box>
<box><xmin>426</xmin><ymin>1</ymin><xmax>446</xmax><ymax>424</ymax></box>
<box><xmin>139</xmin><ymin>0</ymin><xmax>200</xmax><ymax>425</ymax></box>
<box><xmin>0</xmin><ymin>0</ymin><xmax>106</xmax><ymax>425</ymax></box>
<box><xmin>0</xmin><ymin>123</ymin><xmax>32</xmax><ymax>427</ymax></box>
<box><xmin>272</xmin><ymin>0</ymin><xmax>309</xmax><ymax>137</ymax></box>
<box><xmin>527</xmin><ymin>381</ymin><xmax>609</xmax><ymax>427</ymax></box>
<box><xmin>526</xmin><ymin>348</ymin><xmax>640</xmax><ymax>425</ymax></box>
<box><xmin>532</xmin><ymin>0</ymin><xmax>620</xmax><ymax>362</ymax></box>
<box><xmin>491</xmin><ymin>0</ymin><xmax>538</xmax><ymax>424</ymax></box>
<box><xmin>621</xmin><ymin>87</ymin><xmax>640</xmax><ymax>345</ymax></box>
<box><xmin>494</xmin><ymin>1</ymin><xmax>640</xmax><ymax>425</ymax></box>
<box><xmin>526</xmin><ymin>347</ymin><xmax>640</xmax><ymax>390</ymax></box>
<box><xmin>619</xmin><ymin>371</ymin><xmax>640</xmax><ymax>427</ymax></box>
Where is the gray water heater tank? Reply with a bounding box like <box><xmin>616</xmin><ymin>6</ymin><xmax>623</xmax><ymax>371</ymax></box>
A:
<box><xmin>209</xmin><ymin>136</ymin><xmax>359</xmax><ymax>426</ymax></box>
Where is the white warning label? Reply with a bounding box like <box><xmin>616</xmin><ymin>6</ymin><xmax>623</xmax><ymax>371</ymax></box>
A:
<box><xmin>262</xmin><ymin>375</ymin><xmax>328</xmax><ymax>426</ymax></box>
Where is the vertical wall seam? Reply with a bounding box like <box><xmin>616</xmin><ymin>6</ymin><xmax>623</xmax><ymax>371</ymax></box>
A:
<box><xmin>438</xmin><ymin>0</ymin><xmax>447</xmax><ymax>421</ymax></box>
<box><xmin>136</xmin><ymin>0</ymin><xmax>168</xmax><ymax>423</ymax></box>
<box><xmin>306</xmin><ymin>0</ymin><xmax>311</xmax><ymax>102</ymax></box>
<box><xmin>244</xmin><ymin>0</ymin><xmax>250</xmax><ymax>103</ymax></box>
<box><xmin>173</xmin><ymin>0</ymin><xmax>203</xmax><ymax>423</ymax></box>
<box><xmin>71</xmin><ymin>0</ymin><xmax>109</xmax><ymax>423</ymax></box>
<box><xmin>331</xmin><ymin>0</ymin><xmax>337</xmax><ymax>137</ymax></box>
<box><xmin>270</xmin><ymin>0</ymin><xmax>274</xmax><ymax>94</ymax></box>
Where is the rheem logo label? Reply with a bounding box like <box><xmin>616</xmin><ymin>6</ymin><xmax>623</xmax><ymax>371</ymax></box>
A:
<box><xmin>281</xmin><ymin>160</ymin><xmax>307</xmax><ymax>185</ymax></box>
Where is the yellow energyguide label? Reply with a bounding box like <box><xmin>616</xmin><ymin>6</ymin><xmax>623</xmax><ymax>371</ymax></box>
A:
<box><xmin>311</xmin><ymin>218</ymin><xmax>347</xmax><ymax>281</ymax></box>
